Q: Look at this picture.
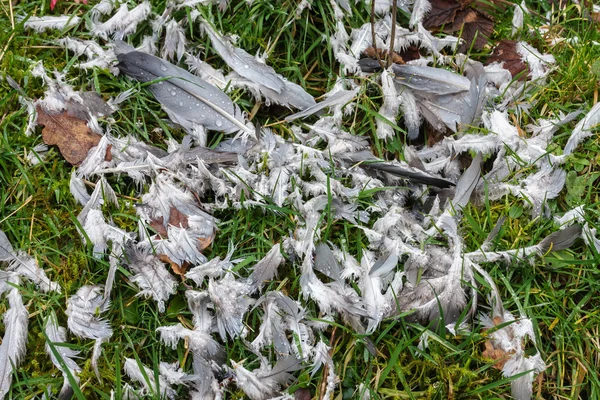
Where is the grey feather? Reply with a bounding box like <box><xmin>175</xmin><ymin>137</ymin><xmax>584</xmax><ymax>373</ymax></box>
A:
<box><xmin>342</xmin><ymin>150</ymin><xmax>455</xmax><ymax>188</ymax></box>
<box><xmin>201</xmin><ymin>22</ymin><xmax>284</xmax><ymax>93</ymax></box>
<box><xmin>392</xmin><ymin>65</ymin><xmax>471</xmax><ymax>95</ymax></box>
<box><xmin>538</xmin><ymin>224</ymin><xmax>582</xmax><ymax>253</ymax></box>
<box><xmin>314</xmin><ymin>244</ymin><xmax>342</xmax><ymax>282</ymax></box>
<box><xmin>117</xmin><ymin>50</ymin><xmax>253</xmax><ymax>136</ymax></box>
<box><xmin>0</xmin><ymin>230</ymin><xmax>15</xmax><ymax>261</ymax></box>
<box><xmin>451</xmin><ymin>152</ymin><xmax>482</xmax><ymax>210</ymax></box>
<box><xmin>248</xmin><ymin>244</ymin><xmax>285</xmax><ymax>292</ymax></box>
<box><xmin>285</xmin><ymin>87</ymin><xmax>359</xmax><ymax>122</ymax></box>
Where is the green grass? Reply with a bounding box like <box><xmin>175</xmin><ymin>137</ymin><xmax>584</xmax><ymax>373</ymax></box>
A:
<box><xmin>1</xmin><ymin>0</ymin><xmax>600</xmax><ymax>399</ymax></box>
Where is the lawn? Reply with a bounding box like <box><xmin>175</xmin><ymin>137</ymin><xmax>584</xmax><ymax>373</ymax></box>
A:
<box><xmin>1</xmin><ymin>0</ymin><xmax>600</xmax><ymax>399</ymax></box>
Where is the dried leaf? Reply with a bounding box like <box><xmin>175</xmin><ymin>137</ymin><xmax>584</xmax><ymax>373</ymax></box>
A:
<box><xmin>158</xmin><ymin>254</ymin><xmax>190</xmax><ymax>278</ymax></box>
<box><xmin>486</xmin><ymin>40</ymin><xmax>529</xmax><ymax>80</ymax></box>
<box><xmin>482</xmin><ymin>338</ymin><xmax>514</xmax><ymax>370</ymax></box>
<box><xmin>423</xmin><ymin>0</ymin><xmax>463</xmax><ymax>29</ymax></box>
<box><xmin>36</xmin><ymin>105</ymin><xmax>102</xmax><ymax>166</ymax></box>
<box><xmin>448</xmin><ymin>10</ymin><xmax>494</xmax><ymax>51</ymax></box>
<box><xmin>150</xmin><ymin>207</ymin><xmax>190</xmax><ymax>238</ymax></box>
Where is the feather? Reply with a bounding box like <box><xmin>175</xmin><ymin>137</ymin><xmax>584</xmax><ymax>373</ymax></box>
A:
<box><xmin>392</xmin><ymin>65</ymin><xmax>471</xmax><ymax>95</ymax></box>
<box><xmin>208</xmin><ymin>273</ymin><xmax>253</xmax><ymax>340</ymax></box>
<box><xmin>7</xmin><ymin>251</ymin><xmax>61</xmax><ymax>293</ymax></box>
<box><xmin>157</xmin><ymin>323</ymin><xmax>223</xmax><ymax>361</ymax></box>
<box><xmin>511</xmin><ymin>1</ymin><xmax>528</xmax><ymax>36</ymax></box>
<box><xmin>285</xmin><ymin>87</ymin><xmax>359</xmax><ymax>122</ymax></box>
<box><xmin>122</xmin><ymin>245</ymin><xmax>178</xmax><ymax>312</ymax></box>
<box><xmin>66</xmin><ymin>285</ymin><xmax>112</xmax><ymax>340</ymax></box>
<box><xmin>398</xmin><ymin>87</ymin><xmax>421</xmax><ymax>139</ymax></box>
<box><xmin>231</xmin><ymin>357</ymin><xmax>301</xmax><ymax>400</ymax></box>
<box><xmin>185</xmin><ymin>250</ymin><xmax>235</xmax><ymax>285</ymax></box>
<box><xmin>342</xmin><ymin>150</ymin><xmax>455</xmax><ymax>188</ymax></box>
<box><xmin>248</xmin><ymin>244</ymin><xmax>285</xmax><ymax>293</ymax></box>
<box><xmin>311</xmin><ymin>341</ymin><xmax>337</xmax><ymax>397</ymax></box>
<box><xmin>409</xmin><ymin>0</ymin><xmax>431</xmax><ymax>28</ymax></box>
<box><xmin>563</xmin><ymin>102</ymin><xmax>600</xmax><ymax>155</ymax></box>
<box><xmin>0</xmin><ymin>230</ymin><xmax>15</xmax><ymax>261</ymax></box>
<box><xmin>91</xmin><ymin>2</ymin><xmax>152</xmax><ymax>40</ymax></box>
<box><xmin>44</xmin><ymin>311</ymin><xmax>82</xmax><ymax>399</ymax></box>
<box><xmin>90</xmin><ymin>0</ymin><xmax>114</xmax><ymax>19</ymax></box>
<box><xmin>24</xmin><ymin>16</ymin><xmax>81</xmax><ymax>32</ymax></box>
<box><xmin>117</xmin><ymin>50</ymin><xmax>254</xmax><ymax>137</ymax></box>
<box><xmin>123</xmin><ymin>358</ymin><xmax>176</xmax><ymax>399</ymax></box>
<box><xmin>162</xmin><ymin>19</ymin><xmax>187</xmax><ymax>62</ymax></box>
<box><xmin>516</xmin><ymin>42</ymin><xmax>555</xmax><ymax>80</ymax></box>
<box><xmin>0</xmin><ymin>278</ymin><xmax>28</xmax><ymax>400</ymax></box>
<box><xmin>70</xmin><ymin>172</ymin><xmax>91</xmax><ymax>206</ymax></box>
<box><xmin>466</xmin><ymin>225</ymin><xmax>581</xmax><ymax>263</ymax></box>
<box><xmin>0</xmin><ymin>230</ymin><xmax>60</xmax><ymax>292</ymax></box>
<box><xmin>451</xmin><ymin>153</ymin><xmax>481</xmax><ymax>211</ymax></box>
<box><xmin>185</xmin><ymin>290</ymin><xmax>214</xmax><ymax>332</ymax></box>
<box><xmin>201</xmin><ymin>22</ymin><xmax>284</xmax><ymax>93</ymax></box>
<box><xmin>376</xmin><ymin>69</ymin><xmax>401</xmax><ymax>140</ymax></box>
<box><xmin>538</xmin><ymin>224</ymin><xmax>582</xmax><ymax>253</ymax></box>
<box><xmin>314</xmin><ymin>244</ymin><xmax>343</xmax><ymax>282</ymax></box>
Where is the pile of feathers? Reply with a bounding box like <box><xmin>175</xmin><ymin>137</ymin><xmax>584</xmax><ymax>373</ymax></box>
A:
<box><xmin>2</xmin><ymin>0</ymin><xmax>600</xmax><ymax>399</ymax></box>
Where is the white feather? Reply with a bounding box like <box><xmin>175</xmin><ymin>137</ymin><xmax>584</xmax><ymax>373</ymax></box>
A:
<box><xmin>0</xmin><ymin>279</ymin><xmax>28</xmax><ymax>399</ymax></box>
<box><xmin>45</xmin><ymin>311</ymin><xmax>82</xmax><ymax>397</ymax></box>
<box><xmin>24</xmin><ymin>16</ymin><xmax>81</xmax><ymax>32</ymax></box>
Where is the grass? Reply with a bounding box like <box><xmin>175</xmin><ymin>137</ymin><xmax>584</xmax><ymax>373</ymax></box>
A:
<box><xmin>1</xmin><ymin>0</ymin><xmax>600</xmax><ymax>399</ymax></box>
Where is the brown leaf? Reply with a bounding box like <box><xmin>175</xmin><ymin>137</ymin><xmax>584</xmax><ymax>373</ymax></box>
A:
<box><xmin>423</xmin><ymin>0</ymin><xmax>464</xmax><ymax>29</ymax></box>
<box><xmin>482</xmin><ymin>339</ymin><xmax>514</xmax><ymax>370</ymax></box>
<box><xmin>158</xmin><ymin>254</ymin><xmax>189</xmax><ymax>279</ymax></box>
<box><xmin>363</xmin><ymin>45</ymin><xmax>421</xmax><ymax>65</ymax></box>
<box><xmin>36</xmin><ymin>105</ymin><xmax>102</xmax><ymax>166</ymax></box>
<box><xmin>486</xmin><ymin>39</ymin><xmax>529</xmax><ymax>80</ymax></box>
<box><xmin>149</xmin><ymin>207</ymin><xmax>190</xmax><ymax>238</ymax></box>
<box><xmin>447</xmin><ymin>10</ymin><xmax>494</xmax><ymax>51</ymax></box>
<box><xmin>294</xmin><ymin>388</ymin><xmax>311</xmax><ymax>400</ymax></box>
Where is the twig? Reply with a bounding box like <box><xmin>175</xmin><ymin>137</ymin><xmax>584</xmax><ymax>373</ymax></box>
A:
<box><xmin>371</xmin><ymin>0</ymin><xmax>385</xmax><ymax>70</ymax></box>
<box><xmin>387</xmin><ymin>0</ymin><xmax>397</xmax><ymax>68</ymax></box>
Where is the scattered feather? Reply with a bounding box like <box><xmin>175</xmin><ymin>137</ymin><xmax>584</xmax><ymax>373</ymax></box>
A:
<box><xmin>24</xmin><ymin>16</ymin><xmax>81</xmax><ymax>32</ymax></box>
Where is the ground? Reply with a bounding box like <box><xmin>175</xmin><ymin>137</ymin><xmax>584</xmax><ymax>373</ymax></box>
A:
<box><xmin>1</xmin><ymin>0</ymin><xmax>600</xmax><ymax>399</ymax></box>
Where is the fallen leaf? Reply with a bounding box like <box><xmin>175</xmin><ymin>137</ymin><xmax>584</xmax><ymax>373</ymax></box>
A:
<box><xmin>36</xmin><ymin>105</ymin><xmax>102</xmax><ymax>166</ymax></box>
<box><xmin>482</xmin><ymin>339</ymin><xmax>514</xmax><ymax>370</ymax></box>
<box><xmin>294</xmin><ymin>388</ymin><xmax>311</xmax><ymax>400</ymax></box>
<box><xmin>363</xmin><ymin>45</ymin><xmax>421</xmax><ymax>65</ymax></box>
<box><xmin>444</xmin><ymin>9</ymin><xmax>494</xmax><ymax>51</ymax></box>
<box><xmin>158</xmin><ymin>254</ymin><xmax>190</xmax><ymax>279</ymax></box>
<box><xmin>486</xmin><ymin>40</ymin><xmax>529</xmax><ymax>80</ymax></box>
<box><xmin>423</xmin><ymin>0</ymin><xmax>464</xmax><ymax>29</ymax></box>
<box><xmin>150</xmin><ymin>207</ymin><xmax>190</xmax><ymax>238</ymax></box>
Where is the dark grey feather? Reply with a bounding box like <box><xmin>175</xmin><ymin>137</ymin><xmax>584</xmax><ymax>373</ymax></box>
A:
<box><xmin>343</xmin><ymin>150</ymin><xmax>455</xmax><ymax>188</ymax></box>
<box><xmin>117</xmin><ymin>50</ymin><xmax>251</xmax><ymax>135</ymax></box>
